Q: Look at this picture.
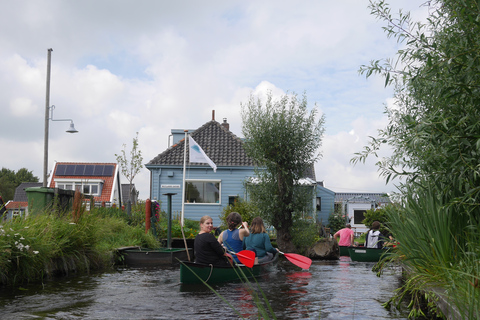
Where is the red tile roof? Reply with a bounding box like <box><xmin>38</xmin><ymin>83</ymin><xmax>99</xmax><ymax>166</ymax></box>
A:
<box><xmin>49</xmin><ymin>162</ymin><xmax>118</xmax><ymax>203</ymax></box>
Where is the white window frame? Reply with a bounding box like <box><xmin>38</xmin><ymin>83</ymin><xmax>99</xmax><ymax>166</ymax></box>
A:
<box><xmin>54</xmin><ymin>178</ymin><xmax>104</xmax><ymax>196</ymax></box>
<box><xmin>184</xmin><ymin>179</ymin><xmax>221</xmax><ymax>205</ymax></box>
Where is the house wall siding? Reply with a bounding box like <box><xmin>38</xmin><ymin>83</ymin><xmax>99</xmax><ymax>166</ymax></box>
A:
<box><xmin>315</xmin><ymin>186</ymin><xmax>335</xmax><ymax>223</ymax></box>
<box><xmin>148</xmin><ymin>165</ymin><xmax>256</xmax><ymax>226</ymax></box>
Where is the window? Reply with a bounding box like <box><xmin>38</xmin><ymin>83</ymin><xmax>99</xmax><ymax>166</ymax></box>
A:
<box><xmin>228</xmin><ymin>196</ymin><xmax>239</xmax><ymax>206</ymax></box>
<box><xmin>55</xmin><ymin>180</ymin><xmax>103</xmax><ymax>196</ymax></box>
<box><xmin>185</xmin><ymin>180</ymin><xmax>220</xmax><ymax>204</ymax></box>
<box><xmin>354</xmin><ymin>210</ymin><xmax>367</xmax><ymax>224</ymax></box>
<box><xmin>316</xmin><ymin>197</ymin><xmax>321</xmax><ymax>211</ymax></box>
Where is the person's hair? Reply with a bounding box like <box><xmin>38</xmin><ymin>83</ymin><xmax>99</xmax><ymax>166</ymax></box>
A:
<box><xmin>250</xmin><ymin>217</ymin><xmax>267</xmax><ymax>234</ymax></box>
<box><xmin>346</xmin><ymin>223</ymin><xmax>351</xmax><ymax>228</ymax></box>
<box><xmin>226</xmin><ymin>212</ymin><xmax>242</xmax><ymax>230</ymax></box>
<box><xmin>200</xmin><ymin>215</ymin><xmax>212</xmax><ymax>225</ymax></box>
<box><xmin>371</xmin><ymin>221</ymin><xmax>380</xmax><ymax>230</ymax></box>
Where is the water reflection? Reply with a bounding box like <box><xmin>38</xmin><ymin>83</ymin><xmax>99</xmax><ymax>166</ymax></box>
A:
<box><xmin>0</xmin><ymin>258</ymin><xmax>408</xmax><ymax>319</ymax></box>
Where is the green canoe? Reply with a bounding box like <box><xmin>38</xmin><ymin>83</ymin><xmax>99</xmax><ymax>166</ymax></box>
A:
<box><xmin>339</xmin><ymin>246</ymin><xmax>350</xmax><ymax>256</ymax></box>
<box><xmin>180</xmin><ymin>253</ymin><xmax>278</xmax><ymax>284</ymax></box>
<box><xmin>348</xmin><ymin>247</ymin><xmax>390</xmax><ymax>262</ymax></box>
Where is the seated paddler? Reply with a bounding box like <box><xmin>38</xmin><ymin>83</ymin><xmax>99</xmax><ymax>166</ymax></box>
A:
<box><xmin>218</xmin><ymin>212</ymin><xmax>250</xmax><ymax>264</ymax></box>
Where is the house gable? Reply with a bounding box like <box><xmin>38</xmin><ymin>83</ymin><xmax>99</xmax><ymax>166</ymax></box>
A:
<box><xmin>49</xmin><ymin>162</ymin><xmax>121</xmax><ymax>206</ymax></box>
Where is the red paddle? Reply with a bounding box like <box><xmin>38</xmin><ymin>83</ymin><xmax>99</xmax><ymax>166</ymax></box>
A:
<box><xmin>227</xmin><ymin>250</ymin><xmax>256</xmax><ymax>268</ymax></box>
<box><xmin>278</xmin><ymin>251</ymin><xmax>312</xmax><ymax>269</ymax></box>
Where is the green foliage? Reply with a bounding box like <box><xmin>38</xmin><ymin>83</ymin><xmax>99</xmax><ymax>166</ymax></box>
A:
<box><xmin>383</xmin><ymin>180</ymin><xmax>480</xmax><ymax>318</ymax></box>
<box><xmin>362</xmin><ymin>205</ymin><xmax>391</xmax><ymax>235</ymax></box>
<box><xmin>0</xmin><ymin>208</ymin><xmax>159</xmax><ymax>286</ymax></box>
<box><xmin>327</xmin><ymin>212</ymin><xmax>347</xmax><ymax>234</ymax></box>
<box><xmin>354</xmin><ymin>0</ymin><xmax>480</xmax><ymax>206</ymax></box>
<box><xmin>218</xmin><ymin>197</ymin><xmax>259</xmax><ymax>229</ymax></box>
<box><xmin>241</xmin><ymin>91</ymin><xmax>325</xmax><ymax>251</ymax></box>
<box><xmin>290</xmin><ymin>218</ymin><xmax>321</xmax><ymax>255</ymax></box>
<box><xmin>354</xmin><ymin>2</ymin><xmax>480</xmax><ymax>316</ymax></box>
<box><xmin>0</xmin><ymin>167</ymin><xmax>39</xmax><ymax>201</ymax></box>
<box><xmin>115</xmin><ymin>132</ymin><xmax>143</xmax><ymax>202</ymax></box>
<box><xmin>156</xmin><ymin>216</ymin><xmax>199</xmax><ymax>239</ymax></box>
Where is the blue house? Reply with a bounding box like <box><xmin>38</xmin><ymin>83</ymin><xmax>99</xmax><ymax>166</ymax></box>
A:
<box><xmin>146</xmin><ymin>116</ymin><xmax>336</xmax><ymax>226</ymax></box>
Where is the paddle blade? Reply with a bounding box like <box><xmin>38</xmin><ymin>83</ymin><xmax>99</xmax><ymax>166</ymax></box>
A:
<box><xmin>235</xmin><ymin>250</ymin><xmax>256</xmax><ymax>268</ymax></box>
<box><xmin>283</xmin><ymin>253</ymin><xmax>312</xmax><ymax>269</ymax></box>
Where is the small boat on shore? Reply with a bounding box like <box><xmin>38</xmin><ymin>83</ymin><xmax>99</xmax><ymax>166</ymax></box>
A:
<box><xmin>117</xmin><ymin>247</ymin><xmax>193</xmax><ymax>267</ymax></box>
<box><xmin>347</xmin><ymin>246</ymin><xmax>390</xmax><ymax>262</ymax></box>
<box><xmin>180</xmin><ymin>253</ymin><xmax>278</xmax><ymax>284</ymax></box>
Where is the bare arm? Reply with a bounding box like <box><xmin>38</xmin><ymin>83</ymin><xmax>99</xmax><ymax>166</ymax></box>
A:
<box><xmin>239</xmin><ymin>222</ymin><xmax>250</xmax><ymax>239</ymax></box>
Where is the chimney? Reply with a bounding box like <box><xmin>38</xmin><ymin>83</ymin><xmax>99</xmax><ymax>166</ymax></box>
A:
<box><xmin>222</xmin><ymin>118</ymin><xmax>230</xmax><ymax>131</ymax></box>
<box><xmin>212</xmin><ymin>110</ymin><xmax>215</xmax><ymax>121</ymax></box>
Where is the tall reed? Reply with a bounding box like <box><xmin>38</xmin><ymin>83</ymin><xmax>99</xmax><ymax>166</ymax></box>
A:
<box><xmin>384</xmin><ymin>181</ymin><xmax>480</xmax><ymax>319</ymax></box>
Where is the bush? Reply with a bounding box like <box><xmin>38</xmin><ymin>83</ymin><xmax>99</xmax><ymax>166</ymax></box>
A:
<box><xmin>327</xmin><ymin>212</ymin><xmax>347</xmax><ymax>234</ymax></box>
<box><xmin>291</xmin><ymin>218</ymin><xmax>321</xmax><ymax>255</ymax></box>
<box><xmin>218</xmin><ymin>198</ymin><xmax>259</xmax><ymax>229</ymax></box>
<box><xmin>362</xmin><ymin>205</ymin><xmax>391</xmax><ymax>236</ymax></box>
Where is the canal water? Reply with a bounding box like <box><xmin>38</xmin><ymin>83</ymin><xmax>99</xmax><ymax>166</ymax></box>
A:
<box><xmin>0</xmin><ymin>256</ymin><xmax>408</xmax><ymax>319</ymax></box>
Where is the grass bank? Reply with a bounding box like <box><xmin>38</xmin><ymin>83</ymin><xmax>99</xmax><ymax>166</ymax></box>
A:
<box><xmin>0</xmin><ymin>206</ymin><xmax>159</xmax><ymax>286</ymax></box>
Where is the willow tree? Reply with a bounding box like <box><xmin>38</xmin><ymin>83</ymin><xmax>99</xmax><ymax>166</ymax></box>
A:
<box><xmin>354</xmin><ymin>0</ymin><xmax>480</xmax><ymax>207</ymax></box>
<box><xmin>241</xmin><ymin>92</ymin><xmax>325</xmax><ymax>252</ymax></box>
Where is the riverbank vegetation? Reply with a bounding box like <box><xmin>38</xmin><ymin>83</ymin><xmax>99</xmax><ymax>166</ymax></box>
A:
<box><xmin>355</xmin><ymin>1</ymin><xmax>480</xmax><ymax>318</ymax></box>
<box><xmin>0</xmin><ymin>203</ymin><xmax>159</xmax><ymax>286</ymax></box>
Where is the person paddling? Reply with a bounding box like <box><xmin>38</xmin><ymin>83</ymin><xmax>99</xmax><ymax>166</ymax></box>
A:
<box><xmin>194</xmin><ymin>215</ymin><xmax>231</xmax><ymax>266</ymax></box>
<box><xmin>218</xmin><ymin>212</ymin><xmax>250</xmax><ymax>263</ymax></box>
<box><xmin>243</xmin><ymin>217</ymin><xmax>278</xmax><ymax>263</ymax></box>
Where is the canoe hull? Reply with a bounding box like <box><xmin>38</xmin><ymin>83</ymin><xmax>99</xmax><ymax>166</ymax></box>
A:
<box><xmin>348</xmin><ymin>247</ymin><xmax>389</xmax><ymax>262</ymax></box>
<box><xmin>339</xmin><ymin>246</ymin><xmax>350</xmax><ymax>256</ymax></box>
<box><xmin>119</xmin><ymin>248</ymin><xmax>193</xmax><ymax>267</ymax></box>
<box><xmin>180</xmin><ymin>254</ymin><xmax>278</xmax><ymax>284</ymax></box>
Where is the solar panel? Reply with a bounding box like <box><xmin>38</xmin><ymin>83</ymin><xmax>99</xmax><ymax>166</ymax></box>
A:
<box><xmin>56</xmin><ymin>164</ymin><xmax>67</xmax><ymax>176</ymax></box>
<box><xmin>74</xmin><ymin>165</ymin><xmax>85</xmax><ymax>175</ymax></box>
<box><xmin>103</xmin><ymin>165</ymin><xmax>114</xmax><ymax>176</ymax></box>
<box><xmin>84</xmin><ymin>165</ymin><xmax>95</xmax><ymax>176</ymax></box>
<box><xmin>55</xmin><ymin>164</ymin><xmax>115</xmax><ymax>176</ymax></box>
<box><xmin>65</xmin><ymin>165</ymin><xmax>76</xmax><ymax>175</ymax></box>
<box><xmin>93</xmin><ymin>165</ymin><xmax>104</xmax><ymax>175</ymax></box>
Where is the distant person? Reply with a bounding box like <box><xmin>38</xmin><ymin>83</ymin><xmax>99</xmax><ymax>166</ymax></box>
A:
<box><xmin>194</xmin><ymin>215</ymin><xmax>231</xmax><ymax>266</ymax></box>
<box><xmin>365</xmin><ymin>221</ymin><xmax>385</xmax><ymax>248</ymax></box>
<box><xmin>333</xmin><ymin>223</ymin><xmax>354</xmax><ymax>247</ymax></box>
<box><xmin>243</xmin><ymin>217</ymin><xmax>278</xmax><ymax>263</ymax></box>
<box><xmin>218</xmin><ymin>212</ymin><xmax>250</xmax><ymax>263</ymax></box>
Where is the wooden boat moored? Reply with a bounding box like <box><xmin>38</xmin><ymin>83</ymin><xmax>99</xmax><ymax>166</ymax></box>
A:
<box><xmin>180</xmin><ymin>253</ymin><xmax>278</xmax><ymax>284</ymax></box>
<box><xmin>347</xmin><ymin>246</ymin><xmax>390</xmax><ymax>262</ymax></box>
<box><xmin>117</xmin><ymin>247</ymin><xmax>193</xmax><ymax>267</ymax></box>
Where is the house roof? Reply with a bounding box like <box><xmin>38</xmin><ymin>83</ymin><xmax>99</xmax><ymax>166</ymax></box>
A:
<box><xmin>147</xmin><ymin>120</ymin><xmax>255</xmax><ymax>167</ymax></box>
<box><xmin>49</xmin><ymin>162</ymin><xmax>119</xmax><ymax>203</ymax></box>
<box><xmin>6</xmin><ymin>201</ymin><xmax>28</xmax><ymax>210</ymax></box>
<box><xmin>334</xmin><ymin>192</ymin><xmax>391</xmax><ymax>204</ymax></box>
<box><xmin>14</xmin><ymin>182</ymin><xmax>42</xmax><ymax>202</ymax></box>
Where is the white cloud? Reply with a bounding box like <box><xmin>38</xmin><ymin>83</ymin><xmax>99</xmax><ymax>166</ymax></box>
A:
<box><xmin>0</xmin><ymin>0</ymin><xmax>428</xmax><ymax>199</ymax></box>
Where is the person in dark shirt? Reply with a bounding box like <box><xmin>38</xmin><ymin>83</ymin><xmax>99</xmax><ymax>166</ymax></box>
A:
<box><xmin>194</xmin><ymin>215</ymin><xmax>231</xmax><ymax>266</ymax></box>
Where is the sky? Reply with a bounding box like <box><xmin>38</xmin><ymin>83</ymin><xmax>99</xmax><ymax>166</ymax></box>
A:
<box><xmin>0</xmin><ymin>1</ymin><xmax>428</xmax><ymax>200</ymax></box>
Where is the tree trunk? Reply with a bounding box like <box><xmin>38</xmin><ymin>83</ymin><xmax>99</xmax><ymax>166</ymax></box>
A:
<box><xmin>276</xmin><ymin>227</ymin><xmax>296</xmax><ymax>253</ymax></box>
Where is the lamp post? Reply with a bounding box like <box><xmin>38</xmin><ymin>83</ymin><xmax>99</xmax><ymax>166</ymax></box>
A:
<box><xmin>42</xmin><ymin>48</ymin><xmax>78</xmax><ymax>187</ymax></box>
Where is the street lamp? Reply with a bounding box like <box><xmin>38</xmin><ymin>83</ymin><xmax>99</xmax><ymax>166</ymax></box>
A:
<box><xmin>43</xmin><ymin>48</ymin><xmax>78</xmax><ymax>187</ymax></box>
